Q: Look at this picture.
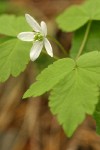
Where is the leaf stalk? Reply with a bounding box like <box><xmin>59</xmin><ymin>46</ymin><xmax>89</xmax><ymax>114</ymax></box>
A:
<box><xmin>76</xmin><ymin>20</ymin><xmax>92</xmax><ymax>59</ymax></box>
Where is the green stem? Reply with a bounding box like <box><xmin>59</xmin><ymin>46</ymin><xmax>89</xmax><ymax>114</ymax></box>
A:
<box><xmin>47</xmin><ymin>35</ymin><xmax>68</xmax><ymax>55</ymax></box>
<box><xmin>76</xmin><ymin>21</ymin><xmax>92</xmax><ymax>59</ymax></box>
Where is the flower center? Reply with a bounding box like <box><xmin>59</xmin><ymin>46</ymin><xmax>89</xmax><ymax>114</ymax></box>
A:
<box><xmin>34</xmin><ymin>33</ymin><xmax>43</xmax><ymax>41</ymax></box>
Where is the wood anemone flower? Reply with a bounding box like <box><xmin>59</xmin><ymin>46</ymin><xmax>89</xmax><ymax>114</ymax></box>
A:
<box><xmin>17</xmin><ymin>14</ymin><xmax>53</xmax><ymax>61</ymax></box>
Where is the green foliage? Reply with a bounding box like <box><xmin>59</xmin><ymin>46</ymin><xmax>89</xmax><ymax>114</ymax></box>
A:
<box><xmin>23</xmin><ymin>58</ymin><xmax>75</xmax><ymax>98</ymax></box>
<box><xmin>0</xmin><ymin>15</ymin><xmax>33</xmax><ymax>82</ymax></box>
<box><xmin>56</xmin><ymin>0</ymin><xmax>100</xmax><ymax>32</ymax></box>
<box><xmin>0</xmin><ymin>39</ymin><xmax>31</xmax><ymax>82</ymax></box>
<box><xmin>35</xmin><ymin>53</ymin><xmax>54</xmax><ymax>72</ymax></box>
<box><xmin>56</xmin><ymin>5</ymin><xmax>89</xmax><ymax>32</ymax></box>
<box><xmin>82</xmin><ymin>0</ymin><xmax>100</xmax><ymax>20</ymax></box>
<box><xmin>94</xmin><ymin>111</ymin><xmax>100</xmax><ymax>134</ymax></box>
<box><xmin>0</xmin><ymin>15</ymin><xmax>32</xmax><ymax>36</ymax></box>
<box><xmin>0</xmin><ymin>2</ymin><xmax>8</xmax><ymax>13</ymax></box>
<box><xmin>0</xmin><ymin>37</ymin><xmax>12</xmax><ymax>44</ymax></box>
<box><xmin>0</xmin><ymin>6</ymin><xmax>100</xmax><ymax>137</ymax></box>
<box><xmin>49</xmin><ymin>70</ymin><xmax>98</xmax><ymax>137</ymax></box>
<box><xmin>24</xmin><ymin>51</ymin><xmax>100</xmax><ymax>137</ymax></box>
<box><xmin>70</xmin><ymin>21</ymin><xmax>100</xmax><ymax>58</ymax></box>
<box><xmin>93</xmin><ymin>98</ymin><xmax>100</xmax><ymax>134</ymax></box>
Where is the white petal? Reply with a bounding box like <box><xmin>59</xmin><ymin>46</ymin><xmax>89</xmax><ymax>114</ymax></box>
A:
<box><xmin>25</xmin><ymin>14</ymin><xmax>41</xmax><ymax>32</ymax></box>
<box><xmin>44</xmin><ymin>38</ymin><xmax>53</xmax><ymax>57</ymax></box>
<box><xmin>30</xmin><ymin>41</ymin><xmax>43</xmax><ymax>61</ymax></box>
<box><xmin>17</xmin><ymin>32</ymin><xmax>34</xmax><ymax>41</ymax></box>
<box><xmin>41</xmin><ymin>21</ymin><xmax>47</xmax><ymax>36</ymax></box>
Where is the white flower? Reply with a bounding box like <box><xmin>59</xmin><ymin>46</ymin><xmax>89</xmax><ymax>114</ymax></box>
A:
<box><xmin>17</xmin><ymin>14</ymin><xmax>53</xmax><ymax>61</ymax></box>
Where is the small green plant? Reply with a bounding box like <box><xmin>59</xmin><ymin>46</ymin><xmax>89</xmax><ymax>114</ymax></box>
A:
<box><xmin>0</xmin><ymin>0</ymin><xmax>100</xmax><ymax>137</ymax></box>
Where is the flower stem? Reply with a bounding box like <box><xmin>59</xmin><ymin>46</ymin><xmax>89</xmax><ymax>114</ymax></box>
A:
<box><xmin>75</xmin><ymin>21</ymin><xmax>92</xmax><ymax>59</ymax></box>
<box><xmin>47</xmin><ymin>35</ymin><xmax>68</xmax><ymax>55</ymax></box>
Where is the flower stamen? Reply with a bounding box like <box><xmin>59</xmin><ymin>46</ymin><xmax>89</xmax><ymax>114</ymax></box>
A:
<box><xmin>34</xmin><ymin>33</ymin><xmax>43</xmax><ymax>41</ymax></box>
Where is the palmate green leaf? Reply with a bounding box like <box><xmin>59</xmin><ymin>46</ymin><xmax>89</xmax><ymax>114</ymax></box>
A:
<box><xmin>0</xmin><ymin>38</ymin><xmax>31</xmax><ymax>82</ymax></box>
<box><xmin>23</xmin><ymin>58</ymin><xmax>75</xmax><ymax>98</ymax></box>
<box><xmin>77</xmin><ymin>51</ymin><xmax>100</xmax><ymax>73</ymax></box>
<box><xmin>56</xmin><ymin>0</ymin><xmax>100</xmax><ymax>32</ymax></box>
<box><xmin>49</xmin><ymin>51</ymin><xmax>100</xmax><ymax>137</ymax></box>
<box><xmin>23</xmin><ymin>51</ymin><xmax>100</xmax><ymax>137</ymax></box>
<box><xmin>56</xmin><ymin>5</ymin><xmax>89</xmax><ymax>32</ymax></box>
<box><xmin>82</xmin><ymin>0</ymin><xmax>100</xmax><ymax>20</ymax></box>
<box><xmin>49</xmin><ymin>70</ymin><xmax>99</xmax><ymax>137</ymax></box>
<box><xmin>0</xmin><ymin>15</ymin><xmax>32</xmax><ymax>36</ymax></box>
<box><xmin>70</xmin><ymin>21</ymin><xmax>100</xmax><ymax>58</ymax></box>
